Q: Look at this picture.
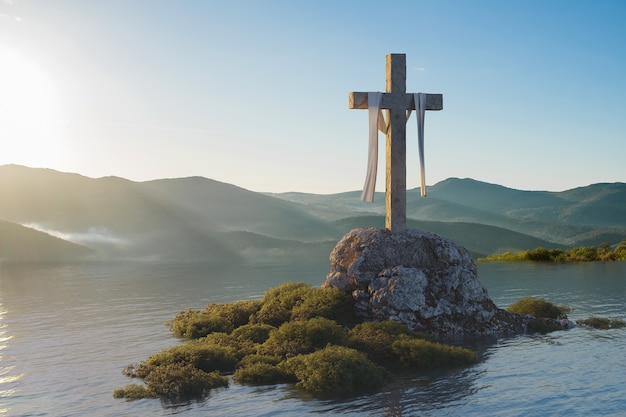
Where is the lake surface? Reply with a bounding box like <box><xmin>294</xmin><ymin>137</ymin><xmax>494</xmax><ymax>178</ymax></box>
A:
<box><xmin>1</xmin><ymin>259</ymin><xmax>625</xmax><ymax>416</ymax></box>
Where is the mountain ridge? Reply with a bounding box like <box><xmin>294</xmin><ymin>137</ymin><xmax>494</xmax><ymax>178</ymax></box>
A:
<box><xmin>1</xmin><ymin>164</ymin><xmax>624</xmax><ymax>263</ymax></box>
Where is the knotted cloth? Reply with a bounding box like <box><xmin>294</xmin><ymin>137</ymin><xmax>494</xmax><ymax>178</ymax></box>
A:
<box><xmin>360</xmin><ymin>92</ymin><xmax>427</xmax><ymax>202</ymax></box>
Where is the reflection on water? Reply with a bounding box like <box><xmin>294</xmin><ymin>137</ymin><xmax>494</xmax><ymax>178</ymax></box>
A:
<box><xmin>0</xmin><ymin>260</ymin><xmax>624</xmax><ymax>416</ymax></box>
<box><xmin>0</xmin><ymin>302</ymin><xmax>22</xmax><ymax>417</ymax></box>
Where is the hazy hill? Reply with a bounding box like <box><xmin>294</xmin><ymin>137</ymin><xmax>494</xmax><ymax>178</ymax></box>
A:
<box><xmin>141</xmin><ymin>177</ymin><xmax>337</xmax><ymax>241</ymax></box>
<box><xmin>429</xmin><ymin>178</ymin><xmax>626</xmax><ymax>228</ymax></box>
<box><xmin>274</xmin><ymin>178</ymin><xmax>626</xmax><ymax>247</ymax></box>
<box><xmin>0</xmin><ymin>219</ymin><xmax>93</xmax><ymax>262</ymax></box>
<box><xmin>1</xmin><ymin>164</ymin><xmax>624</xmax><ymax>262</ymax></box>
<box><xmin>0</xmin><ymin>165</ymin><xmax>336</xmax><ymax>261</ymax></box>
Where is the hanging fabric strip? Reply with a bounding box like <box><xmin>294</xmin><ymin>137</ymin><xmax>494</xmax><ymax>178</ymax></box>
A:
<box><xmin>361</xmin><ymin>92</ymin><xmax>386</xmax><ymax>202</ymax></box>
<box><xmin>415</xmin><ymin>93</ymin><xmax>427</xmax><ymax>197</ymax></box>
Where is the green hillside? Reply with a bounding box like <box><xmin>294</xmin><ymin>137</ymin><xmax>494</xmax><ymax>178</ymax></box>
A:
<box><xmin>0</xmin><ymin>220</ymin><xmax>93</xmax><ymax>262</ymax></box>
<box><xmin>1</xmin><ymin>165</ymin><xmax>624</xmax><ymax>262</ymax></box>
<box><xmin>274</xmin><ymin>178</ymin><xmax>626</xmax><ymax>247</ymax></box>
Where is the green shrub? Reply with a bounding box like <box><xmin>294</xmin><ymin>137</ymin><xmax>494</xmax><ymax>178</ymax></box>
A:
<box><xmin>231</xmin><ymin>323</ymin><xmax>276</xmax><ymax>344</ymax></box>
<box><xmin>479</xmin><ymin>242</ymin><xmax>626</xmax><ymax>263</ymax></box>
<box><xmin>233</xmin><ymin>355</ymin><xmax>295</xmax><ymax>386</ymax></box>
<box><xmin>526</xmin><ymin>248</ymin><xmax>565</xmax><ymax>261</ymax></box>
<box><xmin>565</xmin><ymin>246</ymin><xmax>598</xmax><ymax>262</ymax></box>
<box><xmin>113</xmin><ymin>383</ymin><xmax>157</xmax><ymax>400</ymax></box>
<box><xmin>614</xmin><ymin>240</ymin><xmax>626</xmax><ymax>260</ymax></box>
<box><xmin>143</xmin><ymin>363</ymin><xmax>227</xmax><ymax>400</ymax></box>
<box><xmin>167</xmin><ymin>301</ymin><xmax>261</xmax><ymax>339</ymax></box>
<box><xmin>391</xmin><ymin>335</ymin><xmax>477</xmax><ymax>369</ymax></box>
<box><xmin>280</xmin><ymin>345</ymin><xmax>387</xmax><ymax>393</ymax></box>
<box><xmin>251</xmin><ymin>282</ymin><xmax>312</xmax><ymax>327</ymax></box>
<box><xmin>129</xmin><ymin>340</ymin><xmax>239</xmax><ymax>377</ymax></box>
<box><xmin>233</xmin><ymin>362</ymin><xmax>294</xmax><ymax>385</ymax></box>
<box><xmin>506</xmin><ymin>296</ymin><xmax>569</xmax><ymax>320</ymax></box>
<box><xmin>260</xmin><ymin>317</ymin><xmax>346</xmax><ymax>358</ymax></box>
<box><xmin>205</xmin><ymin>300</ymin><xmax>261</xmax><ymax>328</ymax></box>
<box><xmin>167</xmin><ymin>309</ymin><xmax>233</xmax><ymax>338</ymax></box>
<box><xmin>577</xmin><ymin>317</ymin><xmax>626</xmax><ymax>329</ymax></box>
<box><xmin>201</xmin><ymin>332</ymin><xmax>255</xmax><ymax>360</ymax></box>
<box><xmin>251</xmin><ymin>282</ymin><xmax>356</xmax><ymax>327</ymax></box>
<box><xmin>291</xmin><ymin>286</ymin><xmax>356</xmax><ymax>326</ymax></box>
<box><xmin>236</xmin><ymin>354</ymin><xmax>283</xmax><ymax>368</ymax></box>
<box><xmin>347</xmin><ymin>320</ymin><xmax>411</xmax><ymax>365</ymax></box>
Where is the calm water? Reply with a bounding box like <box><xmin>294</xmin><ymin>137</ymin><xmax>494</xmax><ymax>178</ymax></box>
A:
<box><xmin>0</xmin><ymin>260</ymin><xmax>625</xmax><ymax>416</ymax></box>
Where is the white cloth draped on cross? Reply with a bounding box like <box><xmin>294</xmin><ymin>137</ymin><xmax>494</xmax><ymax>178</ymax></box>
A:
<box><xmin>360</xmin><ymin>92</ymin><xmax>428</xmax><ymax>202</ymax></box>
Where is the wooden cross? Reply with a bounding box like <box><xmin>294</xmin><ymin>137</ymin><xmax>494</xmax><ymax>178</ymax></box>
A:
<box><xmin>349</xmin><ymin>53</ymin><xmax>443</xmax><ymax>233</ymax></box>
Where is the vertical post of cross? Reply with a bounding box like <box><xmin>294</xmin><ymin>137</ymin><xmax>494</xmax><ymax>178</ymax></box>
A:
<box><xmin>385</xmin><ymin>54</ymin><xmax>407</xmax><ymax>233</ymax></box>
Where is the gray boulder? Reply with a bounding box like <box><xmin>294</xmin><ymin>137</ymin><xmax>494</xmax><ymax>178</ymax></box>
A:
<box><xmin>322</xmin><ymin>227</ymin><xmax>532</xmax><ymax>338</ymax></box>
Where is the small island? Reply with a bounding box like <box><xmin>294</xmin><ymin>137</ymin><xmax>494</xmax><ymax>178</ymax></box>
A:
<box><xmin>478</xmin><ymin>240</ymin><xmax>626</xmax><ymax>263</ymax></box>
<box><xmin>115</xmin><ymin>283</ymin><xmax>621</xmax><ymax>402</ymax></box>
<box><xmin>114</xmin><ymin>282</ymin><xmax>478</xmax><ymax>401</ymax></box>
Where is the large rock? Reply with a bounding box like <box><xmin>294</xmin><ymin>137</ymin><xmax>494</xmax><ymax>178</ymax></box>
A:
<box><xmin>322</xmin><ymin>228</ymin><xmax>532</xmax><ymax>338</ymax></box>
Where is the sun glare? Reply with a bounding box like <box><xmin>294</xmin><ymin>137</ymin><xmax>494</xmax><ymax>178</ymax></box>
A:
<box><xmin>0</xmin><ymin>46</ymin><xmax>66</xmax><ymax>167</ymax></box>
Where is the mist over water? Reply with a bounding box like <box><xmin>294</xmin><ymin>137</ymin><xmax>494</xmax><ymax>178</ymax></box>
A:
<box><xmin>0</xmin><ymin>260</ymin><xmax>624</xmax><ymax>416</ymax></box>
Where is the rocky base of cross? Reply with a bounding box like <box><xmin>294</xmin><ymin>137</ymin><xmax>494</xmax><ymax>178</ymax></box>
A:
<box><xmin>322</xmin><ymin>228</ymin><xmax>572</xmax><ymax>339</ymax></box>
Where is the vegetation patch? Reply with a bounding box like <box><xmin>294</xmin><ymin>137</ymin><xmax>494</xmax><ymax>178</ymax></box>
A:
<box><xmin>577</xmin><ymin>317</ymin><xmax>626</xmax><ymax>329</ymax></box>
<box><xmin>505</xmin><ymin>296</ymin><xmax>571</xmax><ymax>333</ymax></box>
<box><xmin>259</xmin><ymin>317</ymin><xmax>346</xmax><ymax>358</ymax></box>
<box><xmin>114</xmin><ymin>282</ymin><xmax>479</xmax><ymax>401</ymax></box>
<box><xmin>233</xmin><ymin>354</ymin><xmax>295</xmax><ymax>385</ymax></box>
<box><xmin>280</xmin><ymin>345</ymin><xmax>387</xmax><ymax>393</ymax></box>
<box><xmin>478</xmin><ymin>241</ymin><xmax>626</xmax><ymax>262</ymax></box>
<box><xmin>113</xmin><ymin>383</ymin><xmax>157</xmax><ymax>400</ymax></box>
<box><xmin>391</xmin><ymin>336</ymin><xmax>477</xmax><ymax>368</ymax></box>
<box><xmin>506</xmin><ymin>296</ymin><xmax>570</xmax><ymax>320</ymax></box>
<box><xmin>347</xmin><ymin>320</ymin><xmax>414</xmax><ymax>366</ymax></box>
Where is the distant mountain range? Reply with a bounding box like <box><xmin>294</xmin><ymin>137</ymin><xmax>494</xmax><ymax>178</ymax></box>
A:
<box><xmin>1</xmin><ymin>164</ymin><xmax>625</xmax><ymax>263</ymax></box>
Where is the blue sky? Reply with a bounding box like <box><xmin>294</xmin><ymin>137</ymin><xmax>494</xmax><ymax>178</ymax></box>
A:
<box><xmin>1</xmin><ymin>0</ymin><xmax>625</xmax><ymax>193</ymax></box>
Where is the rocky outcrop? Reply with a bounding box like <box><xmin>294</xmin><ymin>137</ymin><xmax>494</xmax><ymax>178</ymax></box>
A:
<box><xmin>322</xmin><ymin>228</ymin><xmax>534</xmax><ymax>338</ymax></box>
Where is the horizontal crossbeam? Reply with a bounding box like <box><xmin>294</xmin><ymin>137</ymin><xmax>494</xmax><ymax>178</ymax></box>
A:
<box><xmin>348</xmin><ymin>92</ymin><xmax>443</xmax><ymax>111</ymax></box>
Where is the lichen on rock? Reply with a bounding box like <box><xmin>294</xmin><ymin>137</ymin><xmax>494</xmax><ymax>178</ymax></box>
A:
<box><xmin>322</xmin><ymin>227</ymin><xmax>533</xmax><ymax>338</ymax></box>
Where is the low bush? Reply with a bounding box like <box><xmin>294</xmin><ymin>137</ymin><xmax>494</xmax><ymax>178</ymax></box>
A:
<box><xmin>391</xmin><ymin>335</ymin><xmax>477</xmax><ymax>369</ymax></box>
<box><xmin>290</xmin><ymin>286</ymin><xmax>356</xmax><ymax>326</ymax></box>
<box><xmin>116</xmin><ymin>364</ymin><xmax>228</xmax><ymax>400</ymax></box>
<box><xmin>201</xmin><ymin>332</ymin><xmax>255</xmax><ymax>360</ymax></box>
<box><xmin>233</xmin><ymin>362</ymin><xmax>293</xmax><ymax>385</ymax></box>
<box><xmin>127</xmin><ymin>341</ymin><xmax>239</xmax><ymax>378</ymax></box>
<box><xmin>233</xmin><ymin>355</ymin><xmax>295</xmax><ymax>385</ymax></box>
<box><xmin>167</xmin><ymin>310</ymin><xmax>233</xmax><ymax>339</ymax></box>
<box><xmin>577</xmin><ymin>317</ymin><xmax>626</xmax><ymax>329</ymax></box>
<box><xmin>231</xmin><ymin>323</ymin><xmax>276</xmax><ymax>344</ymax></box>
<box><xmin>143</xmin><ymin>363</ymin><xmax>227</xmax><ymax>400</ymax></box>
<box><xmin>205</xmin><ymin>300</ymin><xmax>262</xmax><ymax>328</ymax></box>
<box><xmin>347</xmin><ymin>320</ymin><xmax>412</xmax><ymax>365</ymax></box>
<box><xmin>113</xmin><ymin>383</ymin><xmax>156</xmax><ymax>400</ymax></box>
<box><xmin>259</xmin><ymin>317</ymin><xmax>346</xmax><ymax>358</ymax></box>
<box><xmin>479</xmin><ymin>241</ymin><xmax>626</xmax><ymax>263</ymax></box>
<box><xmin>236</xmin><ymin>354</ymin><xmax>283</xmax><ymax>368</ymax></box>
<box><xmin>251</xmin><ymin>282</ymin><xmax>312</xmax><ymax>327</ymax></box>
<box><xmin>280</xmin><ymin>345</ymin><xmax>387</xmax><ymax>393</ymax></box>
<box><xmin>614</xmin><ymin>240</ymin><xmax>626</xmax><ymax>260</ymax></box>
<box><xmin>506</xmin><ymin>296</ymin><xmax>569</xmax><ymax>320</ymax></box>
